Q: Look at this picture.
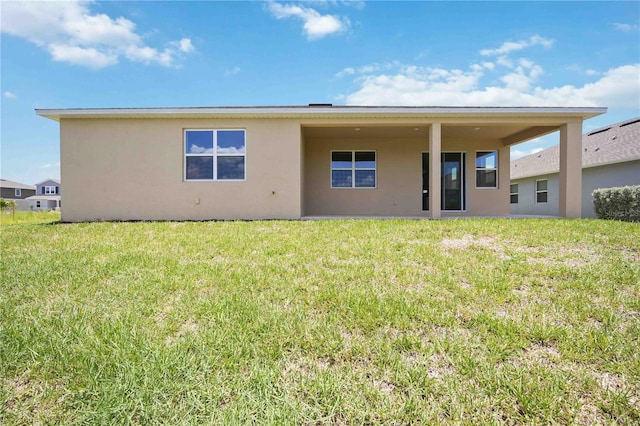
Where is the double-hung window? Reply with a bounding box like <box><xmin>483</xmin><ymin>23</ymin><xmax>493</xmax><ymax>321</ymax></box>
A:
<box><xmin>475</xmin><ymin>151</ymin><xmax>498</xmax><ymax>188</ymax></box>
<box><xmin>15</xmin><ymin>188</ymin><xmax>21</xmax><ymax>197</ymax></box>
<box><xmin>536</xmin><ymin>179</ymin><xmax>548</xmax><ymax>203</ymax></box>
<box><xmin>45</xmin><ymin>186</ymin><xmax>57</xmax><ymax>194</ymax></box>
<box><xmin>510</xmin><ymin>184</ymin><xmax>518</xmax><ymax>204</ymax></box>
<box><xmin>331</xmin><ymin>151</ymin><xmax>376</xmax><ymax>188</ymax></box>
<box><xmin>184</xmin><ymin>129</ymin><xmax>246</xmax><ymax>181</ymax></box>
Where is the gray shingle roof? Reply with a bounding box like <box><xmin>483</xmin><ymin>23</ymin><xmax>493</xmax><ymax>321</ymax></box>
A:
<box><xmin>0</xmin><ymin>179</ymin><xmax>36</xmax><ymax>190</ymax></box>
<box><xmin>511</xmin><ymin>117</ymin><xmax>640</xmax><ymax>180</ymax></box>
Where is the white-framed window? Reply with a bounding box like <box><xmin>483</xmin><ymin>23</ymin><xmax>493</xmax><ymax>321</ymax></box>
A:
<box><xmin>475</xmin><ymin>151</ymin><xmax>498</xmax><ymax>188</ymax></box>
<box><xmin>15</xmin><ymin>188</ymin><xmax>21</xmax><ymax>197</ymax></box>
<box><xmin>331</xmin><ymin>151</ymin><xmax>376</xmax><ymax>188</ymax></box>
<box><xmin>36</xmin><ymin>201</ymin><xmax>41</xmax><ymax>208</ymax></box>
<box><xmin>510</xmin><ymin>184</ymin><xmax>518</xmax><ymax>204</ymax></box>
<box><xmin>536</xmin><ymin>179</ymin><xmax>548</xmax><ymax>203</ymax></box>
<box><xmin>184</xmin><ymin>129</ymin><xmax>246</xmax><ymax>181</ymax></box>
<box><xmin>45</xmin><ymin>186</ymin><xmax>57</xmax><ymax>194</ymax></box>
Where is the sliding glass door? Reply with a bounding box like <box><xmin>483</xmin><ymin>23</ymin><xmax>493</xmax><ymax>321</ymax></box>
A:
<box><xmin>422</xmin><ymin>152</ymin><xmax>466</xmax><ymax>211</ymax></box>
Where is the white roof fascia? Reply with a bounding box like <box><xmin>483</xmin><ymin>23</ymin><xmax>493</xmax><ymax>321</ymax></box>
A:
<box><xmin>36</xmin><ymin>106</ymin><xmax>608</xmax><ymax>121</ymax></box>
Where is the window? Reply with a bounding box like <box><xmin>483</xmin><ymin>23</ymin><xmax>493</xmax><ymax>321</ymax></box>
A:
<box><xmin>15</xmin><ymin>188</ymin><xmax>21</xmax><ymax>197</ymax></box>
<box><xmin>331</xmin><ymin>151</ymin><xmax>376</xmax><ymax>188</ymax></box>
<box><xmin>45</xmin><ymin>186</ymin><xmax>57</xmax><ymax>194</ymax></box>
<box><xmin>536</xmin><ymin>180</ymin><xmax>548</xmax><ymax>203</ymax></box>
<box><xmin>510</xmin><ymin>184</ymin><xmax>518</xmax><ymax>204</ymax></box>
<box><xmin>184</xmin><ymin>129</ymin><xmax>245</xmax><ymax>181</ymax></box>
<box><xmin>476</xmin><ymin>151</ymin><xmax>497</xmax><ymax>188</ymax></box>
<box><xmin>36</xmin><ymin>201</ymin><xmax>41</xmax><ymax>208</ymax></box>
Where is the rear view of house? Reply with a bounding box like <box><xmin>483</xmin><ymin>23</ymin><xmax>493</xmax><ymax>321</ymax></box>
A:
<box><xmin>27</xmin><ymin>179</ymin><xmax>61</xmax><ymax>211</ymax></box>
<box><xmin>36</xmin><ymin>105</ymin><xmax>605</xmax><ymax>222</ymax></box>
<box><xmin>510</xmin><ymin>117</ymin><xmax>640</xmax><ymax>218</ymax></box>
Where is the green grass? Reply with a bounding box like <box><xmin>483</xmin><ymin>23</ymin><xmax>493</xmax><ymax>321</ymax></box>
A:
<box><xmin>0</xmin><ymin>210</ymin><xmax>61</xmax><ymax>225</ymax></box>
<box><xmin>1</xmin><ymin>216</ymin><xmax>638</xmax><ymax>424</ymax></box>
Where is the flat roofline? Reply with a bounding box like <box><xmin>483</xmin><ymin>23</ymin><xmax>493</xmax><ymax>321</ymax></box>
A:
<box><xmin>36</xmin><ymin>105</ymin><xmax>607</xmax><ymax>121</ymax></box>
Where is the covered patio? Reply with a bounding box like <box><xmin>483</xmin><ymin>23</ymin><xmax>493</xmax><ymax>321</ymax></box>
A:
<box><xmin>301</xmin><ymin>109</ymin><xmax>599</xmax><ymax>218</ymax></box>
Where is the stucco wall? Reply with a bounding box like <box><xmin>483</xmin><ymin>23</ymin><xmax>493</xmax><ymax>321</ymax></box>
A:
<box><xmin>303</xmin><ymin>137</ymin><xmax>510</xmax><ymax>216</ymax></box>
<box><xmin>60</xmin><ymin>118</ymin><xmax>303</xmax><ymax>221</ymax></box>
<box><xmin>510</xmin><ymin>160</ymin><xmax>640</xmax><ymax>218</ymax></box>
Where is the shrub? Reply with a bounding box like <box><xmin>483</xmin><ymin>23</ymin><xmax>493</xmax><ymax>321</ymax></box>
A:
<box><xmin>593</xmin><ymin>185</ymin><xmax>640</xmax><ymax>222</ymax></box>
<box><xmin>0</xmin><ymin>198</ymin><xmax>16</xmax><ymax>211</ymax></box>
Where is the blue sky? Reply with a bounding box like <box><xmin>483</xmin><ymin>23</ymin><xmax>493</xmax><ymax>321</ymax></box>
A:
<box><xmin>1</xmin><ymin>0</ymin><xmax>639</xmax><ymax>185</ymax></box>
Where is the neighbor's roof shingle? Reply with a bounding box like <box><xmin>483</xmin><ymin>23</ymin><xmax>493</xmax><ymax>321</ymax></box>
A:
<box><xmin>0</xmin><ymin>179</ymin><xmax>36</xmax><ymax>190</ymax></box>
<box><xmin>511</xmin><ymin>117</ymin><xmax>640</xmax><ymax>180</ymax></box>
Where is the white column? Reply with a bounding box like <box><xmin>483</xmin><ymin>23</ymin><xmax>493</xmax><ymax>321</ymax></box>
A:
<box><xmin>559</xmin><ymin>121</ymin><xmax>583</xmax><ymax>218</ymax></box>
<box><xmin>429</xmin><ymin>123</ymin><xmax>442</xmax><ymax>218</ymax></box>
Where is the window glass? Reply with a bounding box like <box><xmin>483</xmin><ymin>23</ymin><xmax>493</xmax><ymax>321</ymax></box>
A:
<box><xmin>217</xmin><ymin>130</ymin><xmax>245</xmax><ymax>154</ymax></box>
<box><xmin>537</xmin><ymin>192</ymin><xmax>548</xmax><ymax>203</ymax></box>
<box><xmin>510</xmin><ymin>184</ymin><xmax>518</xmax><ymax>204</ymax></box>
<box><xmin>217</xmin><ymin>156</ymin><xmax>245</xmax><ymax>180</ymax></box>
<box><xmin>186</xmin><ymin>156</ymin><xmax>214</xmax><ymax>180</ymax></box>
<box><xmin>536</xmin><ymin>180</ymin><xmax>547</xmax><ymax>191</ymax></box>
<box><xmin>331</xmin><ymin>152</ymin><xmax>352</xmax><ymax>168</ymax></box>
<box><xmin>475</xmin><ymin>151</ymin><xmax>498</xmax><ymax>188</ymax></box>
<box><xmin>331</xmin><ymin>170</ymin><xmax>352</xmax><ymax>187</ymax></box>
<box><xmin>185</xmin><ymin>130</ymin><xmax>245</xmax><ymax>181</ymax></box>
<box><xmin>476</xmin><ymin>170</ymin><xmax>496</xmax><ymax>187</ymax></box>
<box><xmin>355</xmin><ymin>152</ymin><xmax>376</xmax><ymax>168</ymax></box>
<box><xmin>185</xmin><ymin>130</ymin><xmax>214</xmax><ymax>154</ymax></box>
<box><xmin>355</xmin><ymin>170</ymin><xmax>376</xmax><ymax>187</ymax></box>
<box><xmin>15</xmin><ymin>189</ymin><xmax>21</xmax><ymax>197</ymax></box>
<box><xmin>476</xmin><ymin>151</ymin><xmax>497</xmax><ymax>169</ymax></box>
<box><xmin>331</xmin><ymin>151</ymin><xmax>376</xmax><ymax>188</ymax></box>
<box><xmin>536</xmin><ymin>180</ymin><xmax>548</xmax><ymax>203</ymax></box>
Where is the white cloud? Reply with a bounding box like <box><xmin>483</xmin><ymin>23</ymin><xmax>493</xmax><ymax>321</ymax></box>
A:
<box><xmin>341</xmin><ymin>36</ymin><xmax>640</xmax><ymax>109</ymax></box>
<box><xmin>225</xmin><ymin>66</ymin><xmax>241</xmax><ymax>76</ymax></box>
<box><xmin>3</xmin><ymin>91</ymin><xmax>17</xmax><ymax>99</ymax></box>
<box><xmin>613</xmin><ymin>22</ymin><xmax>639</xmax><ymax>32</ymax></box>
<box><xmin>0</xmin><ymin>1</ymin><xmax>194</xmax><ymax>69</ymax></box>
<box><xmin>480</xmin><ymin>35</ymin><xmax>553</xmax><ymax>57</ymax></box>
<box><xmin>268</xmin><ymin>2</ymin><xmax>349</xmax><ymax>40</ymax></box>
<box><xmin>38</xmin><ymin>161</ymin><xmax>61</xmax><ymax>169</ymax></box>
<box><xmin>178</xmin><ymin>38</ymin><xmax>194</xmax><ymax>53</ymax></box>
<box><xmin>345</xmin><ymin>62</ymin><xmax>640</xmax><ymax>107</ymax></box>
<box><xmin>511</xmin><ymin>147</ymin><xmax>544</xmax><ymax>160</ymax></box>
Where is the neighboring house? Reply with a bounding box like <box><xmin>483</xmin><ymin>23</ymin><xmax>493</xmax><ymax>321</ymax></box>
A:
<box><xmin>510</xmin><ymin>117</ymin><xmax>640</xmax><ymax>218</ymax></box>
<box><xmin>0</xmin><ymin>179</ymin><xmax>36</xmax><ymax>210</ymax></box>
<box><xmin>27</xmin><ymin>179</ymin><xmax>62</xmax><ymax>211</ymax></box>
<box><xmin>36</xmin><ymin>105</ymin><xmax>605</xmax><ymax>222</ymax></box>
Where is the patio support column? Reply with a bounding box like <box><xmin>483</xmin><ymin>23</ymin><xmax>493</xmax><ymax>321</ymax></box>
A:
<box><xmin>429</xmin><ymin>123</ymin><xmax>442</xmax><ymax>218</ymax></box>
<box><xmin>559</xmin><ymin>121</ymin><xmax>583</xmax><ymax>218</ymax></box>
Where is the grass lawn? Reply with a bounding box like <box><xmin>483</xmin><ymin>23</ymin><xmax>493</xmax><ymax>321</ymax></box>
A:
<box><xmin>1</xmin><ymin>214</ymin><xmax>638</xmax><ymax>424</ymax></box>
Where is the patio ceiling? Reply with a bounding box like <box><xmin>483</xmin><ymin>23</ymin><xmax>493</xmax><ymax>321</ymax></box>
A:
<box><xmin>302</xmin><ymin>124</ymin><xmax>559</xmax><ymax>146</ymax></box>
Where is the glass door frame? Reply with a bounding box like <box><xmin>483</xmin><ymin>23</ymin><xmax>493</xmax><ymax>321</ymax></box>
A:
<box><xmin>422</xmin><ymin>151</ymin><xmax>467</xmax><ymax>212</ymax></box>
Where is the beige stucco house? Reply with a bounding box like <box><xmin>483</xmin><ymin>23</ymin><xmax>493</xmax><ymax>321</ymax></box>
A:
<box><xmin>36</xmin><ymin>105</ymin><xmax>605</xmax><ymax>222</ymax></box>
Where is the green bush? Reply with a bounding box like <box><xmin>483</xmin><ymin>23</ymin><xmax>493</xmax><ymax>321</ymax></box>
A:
<box><xmin>0</xmin><ymin>198</ymin><xmax>16</xmax><ymax>211</ymax></box>
<box><xmin>593</xmin><ymin>185</ymin><xmax>640</xmax><ymax>222</ymax></box>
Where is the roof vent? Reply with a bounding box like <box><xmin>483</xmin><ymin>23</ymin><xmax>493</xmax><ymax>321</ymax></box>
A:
<box><xmin>595</xmin><ymin>147</ymin><xmax>600</xmax><ymax>152</ymax></box>
<box><xmin>620</xmin><ymin>118</ymin><xmax>640</xmax><ymax>127</ymax></box>
<box><xmin>587</xmin><ymin>127</ymin><xmax>611</xmax><ymax>136</ymax></box>
<box><xmin>308</xmin><ymin>103</ymin><xmax>333</xmax><ymax>107</ymax></box>
<box><xmin>612</xmin><ymin>135</ymin><xmax>617</xmax><ymax>140</ymax></box>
